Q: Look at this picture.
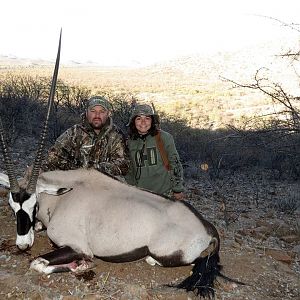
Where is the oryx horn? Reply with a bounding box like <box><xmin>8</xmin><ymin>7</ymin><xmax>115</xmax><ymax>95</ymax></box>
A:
<box><xmin>26</xmin><ymin>29</ymin><xmax>62</xmax><ymax>194</ymax></box>
<box><xmin>0</xmin><ymin>117</ymin><xmax>20</xmax><ymax>193</ymax></box>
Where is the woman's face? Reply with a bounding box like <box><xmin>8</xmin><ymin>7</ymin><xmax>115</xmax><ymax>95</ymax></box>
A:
<box><xmin>135</xmin><ymin>115</ymin><xmax>152</xmax><ymax>135</ymax></box>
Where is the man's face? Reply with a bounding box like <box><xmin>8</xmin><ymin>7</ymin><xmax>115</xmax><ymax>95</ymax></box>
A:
<box><xmin>86</xmin><ymin>105</ymin><xmax>110</xmax><ymax>130</ymax></box>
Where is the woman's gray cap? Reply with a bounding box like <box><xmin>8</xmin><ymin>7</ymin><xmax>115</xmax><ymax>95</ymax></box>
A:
<box><xmin>128</xmin><ymin>104</ymin><xmax>154</xmax><ymax>125</ymax></box>
<box><xmin>87</xmin><ymin>96</ymin><xmax>113</xmax><ymax>111</ymax></box>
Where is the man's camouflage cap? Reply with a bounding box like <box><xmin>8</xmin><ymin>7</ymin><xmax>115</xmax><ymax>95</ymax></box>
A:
<box><xmin>87</xmin><ymin>96</ymin><xmax>113</xmax><ymax>111</ymax></box>
<box><xmin>128</xmin><ymin>104</ymin><xmax>154</xmax><ymax>125</ymax></box>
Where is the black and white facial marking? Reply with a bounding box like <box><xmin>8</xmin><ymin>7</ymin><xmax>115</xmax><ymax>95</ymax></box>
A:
<box><xmin>9</xmin><ymin>189</ymin><xmax>37</xmax><ymax>250</ymax></box>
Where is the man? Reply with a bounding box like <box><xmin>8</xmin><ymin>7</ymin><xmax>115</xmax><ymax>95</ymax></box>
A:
<box><xmin>41</xmin><ymin>96</ymin><xmax>129</xmax><ymax>178</ymax></box>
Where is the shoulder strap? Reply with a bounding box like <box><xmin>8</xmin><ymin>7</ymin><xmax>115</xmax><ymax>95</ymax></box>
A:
<box><xmin>155</xmin><ymin>131</ymin><xmax>171</xmax><ymax>171</ymax></box>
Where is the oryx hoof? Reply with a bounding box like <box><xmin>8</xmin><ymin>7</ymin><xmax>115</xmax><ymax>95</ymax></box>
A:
<box><xmin>30</xmin><ymin>257</ymin><xmax>52</xmax><ymax>274</ymax></box>
<box><xmin>145</xmin><ymin>256</ymin><xmax>161</xmax><ymax>266</ymax></box>
<box><xmin>34</xmin><ymin>221</ymin><xmax>45</xmax><ymax>232</ymax></box>
<box><xmin>71</xmin><ymin>259</ymin><xmax>95</xmax><ymax>273</ymax></box>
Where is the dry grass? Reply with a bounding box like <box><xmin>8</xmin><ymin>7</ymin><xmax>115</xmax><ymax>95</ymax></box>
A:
<box><xmin>2</xmin><ymin>39</ymin><xmax>298</xmax><ymax>130</ymax></box>
<box><xmin>0</xmin><ymin>63</ymin><xmax>271</xmax><ymax>130</ymax></box>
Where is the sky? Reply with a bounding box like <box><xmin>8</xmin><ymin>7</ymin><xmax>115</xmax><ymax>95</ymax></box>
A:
<box><xmin>1</xmin><ymin>0</ymin><xmax>299</xmax><ymax>66</ymax></box>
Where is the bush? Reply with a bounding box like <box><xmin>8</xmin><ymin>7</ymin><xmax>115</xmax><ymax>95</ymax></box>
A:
<box><xmin>1</xmin><ymin>73</ymin><xmax>300</xmax><ymax>181</ymax></box>
<box><xmin>272</xmin><ymin>189</ymin><xmax>300</xmax><ymax>214</ymax></box>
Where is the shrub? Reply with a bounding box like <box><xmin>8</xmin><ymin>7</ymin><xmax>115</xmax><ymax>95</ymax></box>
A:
<box><xmin>272</xmin><ymin>189</ymin><xmax>300</xmax><ymax>214</ymax></box>
<box><xmin>1</xmin><ymin>73</ymin><xmax>300</xmax><ymax>181</ymax></box>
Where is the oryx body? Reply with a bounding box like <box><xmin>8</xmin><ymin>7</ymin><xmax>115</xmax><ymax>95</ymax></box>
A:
<box><xmin>0</xmin><ymin>168</ymin><xmax>221</xmax><ymax>298</ymax></box>
<box><xmin>36</xmin><ymin>169</ymin><xmax>216</xmax><ymax>264</ymax></box>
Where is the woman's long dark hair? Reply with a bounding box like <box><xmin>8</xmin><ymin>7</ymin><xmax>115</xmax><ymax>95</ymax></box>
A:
<box><xmin>128</xmin><ymin>115</ymin><xmax>159</xmax><ymax>139</ymax></box>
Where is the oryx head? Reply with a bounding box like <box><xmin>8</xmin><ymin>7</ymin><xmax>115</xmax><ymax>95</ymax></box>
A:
<box><xmin>0</xmin><ymin>31</ymin><xmax>61</xmax><ymax>250</ymax></box>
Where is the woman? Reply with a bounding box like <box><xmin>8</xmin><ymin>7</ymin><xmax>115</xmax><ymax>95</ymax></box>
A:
<box><xmin>126</xmin><ymin>104</ymin><xmax>184</xmax><ymax>200</ymax></box>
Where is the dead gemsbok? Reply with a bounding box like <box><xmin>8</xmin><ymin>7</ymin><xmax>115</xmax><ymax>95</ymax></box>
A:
<box><xmin>0</xmin><ymin>32</ymin><xmax>236</xmax><ymax>299</ymax></box>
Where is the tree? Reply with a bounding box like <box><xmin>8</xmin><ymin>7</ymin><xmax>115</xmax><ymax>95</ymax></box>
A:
<box><xmin>221</xmin><ymin>18</ymin><xmax>300</xmax><ymax>179</ymax></box>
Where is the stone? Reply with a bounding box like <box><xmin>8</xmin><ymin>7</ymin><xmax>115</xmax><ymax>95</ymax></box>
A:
<box><xmin>0</xmin><ymin>187</ymin><xmax>9</xmax><ymax>198</ymax></box>
<box><xmin>265</xmin><ymin>248</ymin><xmax>293</xmax><ymax>264</ymax></box>
<box><xmin>291</xmin><ymin>244</ymin><xmax>300</xmax><ymax>256</ymax></box>
<box><xmin>280</xmin><ymin>235</ymin><xmax>300</xmax><ymax>243</ymax></box>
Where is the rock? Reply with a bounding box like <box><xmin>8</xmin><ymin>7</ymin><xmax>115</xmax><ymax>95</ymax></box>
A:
<box><xmin>29</xmin><ymin>293</ymin><xmax>44</xmax><ymax>300</ymax></box>
<box><xmin>280</xmin><ymin>235</ymin><xmax>300</xmax><ymax>243</ymax></box>
<box><xmin>256</xmin><ymin>219</ymin><xmax>272</xmax><ymax>227</ymax></box>
<box><xmin>264</xmin><ymin>211</ymin><xmax>275</xmax><ymax>218</ymax></box>
<box><xmin>0</xmin><ymin>255</ymin><xmax>10</xmax><ymax>261</ymax></box>
<box><xmin>232</xmin><ymin>241</ymin><xmax>242</xmax><ymax>249</ymax></box>
<box><xmin>120</xmin><ymin>284</ymin><xmax>150</xmax><ymax>300</ymax></box>
<box><xmin>255</xmin><ymin>219</ymin><xmax>298</xmax><ymax>239</ymax></box>
<box><xmin>234</xmin><ymin>233</ymin><xmax>243</xmax><ymax>245</ymax></box>
<box><xmin>81</xmin><ymin>295</ymin><xmax>99</xmax><ymax>300</ymax></box>
<box><xmin>222</xmin><ymin>282</ymin><xmax>238</xmax><ymax>292</ymax></box>
<box><xmin>265</xmin><ymin>248</ymin><xmax>293</xmax><ymax>264</ymax></box>
<box><xmin>0</xmin><ymin>187</ymin><xmax>8</xmax><ymax>198</ymax></box>
<box><xmin>237</xmin><ymin>228</ymin><xmax>252</xmax><ymax>236</ymax></box>
<box><xmin>291</xmin><ymin>244</ymin><xmax>300</xmax><ymax>256</ymax></box>
<box><xmin>272</xmin><ymin>220</ymin><xmax>294</xmax><ymax>237</ymax></box>
<box><xmin>237</xmin><ymin>226</ymin><xmax>271</xmax><ymax>240</ymax></box>
<box><xmin>253</xmin><ymin>226</ymin><xmax>272</xmax><ymax>239</ymax></box>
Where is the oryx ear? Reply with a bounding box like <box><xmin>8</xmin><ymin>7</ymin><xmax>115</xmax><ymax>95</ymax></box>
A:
<box><xmin>37</xmin><ymin>182</ymin><xmax>73</xmax><ymax>196</ymax></box>
<box><xmin>0</xmin><ymin>173</ymin><xmax>10</xmax><ymax>188</ymax></box>
<box><xmin>56</xmin><ymin>187</ymin><xmax>73</xmax><ymax>195</ymax></box>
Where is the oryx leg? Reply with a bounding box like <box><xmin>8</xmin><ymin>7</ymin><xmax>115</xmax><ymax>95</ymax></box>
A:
<box><xmin>147</xmin><ymin>227</ymin><xmax>208</xmax><ymax>267</ymax></box>
<box><xmin>30</xmin><ymin>246</ymin><xmax>94</xmax><ymax>274</ymax></box>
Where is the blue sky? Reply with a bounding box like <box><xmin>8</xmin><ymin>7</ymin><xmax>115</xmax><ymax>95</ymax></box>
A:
<box><xmin>1</xmin><ymin>0</ymin><xmax>299</xmax><ymax>66</ymax></box>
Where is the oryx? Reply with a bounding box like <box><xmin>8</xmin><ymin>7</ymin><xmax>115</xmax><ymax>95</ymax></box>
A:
<box><xmin>0</xmin><ymin>32</ymin><xmax>226</xmax><ymax>299</ymax></box>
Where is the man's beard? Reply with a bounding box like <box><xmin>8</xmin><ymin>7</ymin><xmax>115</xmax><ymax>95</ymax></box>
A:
<box><xmin>90</xmin><ymin>117</ymin><xmax>109</xmax><ymax>130</ymax></box>
<box><xmin>91</xmin><ymin>121</ymin><xmax>104</xmax><ymax>129</ymax></box>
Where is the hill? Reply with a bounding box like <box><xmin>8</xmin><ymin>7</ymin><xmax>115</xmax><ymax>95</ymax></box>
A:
<box><xmin>1</xmin><ymin>38</ymin><xmax>299</xmax><ymax>129</ymax></box>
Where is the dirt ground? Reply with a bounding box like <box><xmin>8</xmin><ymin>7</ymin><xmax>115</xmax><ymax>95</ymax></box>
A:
<box><xmin>0</xmin><ymin>169</ymin><xmax>299</xmax><ymax>300</ymax></box>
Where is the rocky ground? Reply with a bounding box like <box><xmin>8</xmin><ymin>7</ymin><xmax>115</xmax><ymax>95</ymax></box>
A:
<box><xmin>0</xmin><ymin>147</ymin><xmax>299</xmax><ymax>299</ymax></box>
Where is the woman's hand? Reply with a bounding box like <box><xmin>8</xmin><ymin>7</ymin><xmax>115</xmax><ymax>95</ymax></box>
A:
<box><xmin>173</xmin><ymin>192</ymin><xmax>184</xmax><ymax>200</ymax></box>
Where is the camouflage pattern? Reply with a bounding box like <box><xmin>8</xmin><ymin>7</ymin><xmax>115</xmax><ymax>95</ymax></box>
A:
<box><xmin>127</xmin><ymin>104</ymin><xmax>154</xmax><ymax>125</ymax></box>
<box><xmin>87</xmin><ymin>96</ymin><xmax>113</xmax><ymax>111</ymax></box>
<box><xmin>42</xmin><ymin>117</ymin><xmax>130</xmax><ymax>178</ymax></box>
